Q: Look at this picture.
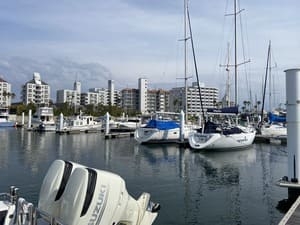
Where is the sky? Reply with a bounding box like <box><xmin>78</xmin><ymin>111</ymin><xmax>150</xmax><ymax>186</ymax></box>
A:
<box><xmin>0</xmin><ymin>0</ymin><xmax>299</xmax><ymax>109</ymax></box>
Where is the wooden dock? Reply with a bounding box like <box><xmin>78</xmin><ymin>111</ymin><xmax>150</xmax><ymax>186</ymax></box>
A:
<box><xmin>279</xmin><ymin>196</ymin><xmax>300</xmax><ymax>224</ymax></box>
<box><xmin>104</xmin><ymin>132</ymin><xmax>134</xmax><ymax>139</ymax></box>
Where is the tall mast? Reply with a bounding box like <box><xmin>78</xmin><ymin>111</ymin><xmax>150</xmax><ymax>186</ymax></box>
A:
<box><xmin>234</xmin><ymin>0</ymin><xmax>237</xmax><ymax>106</ymax></box>
<box><xmin>268</xmin><ymin>40</ymin><xmax>272</xmax><ymax>111</ymax></box>
<box><xmin>184</xmin><ymin>0</ymin><xmax>188</xmax><ymax>121</ymax></box>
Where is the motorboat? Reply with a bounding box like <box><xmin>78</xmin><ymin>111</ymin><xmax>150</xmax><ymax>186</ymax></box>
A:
<box><xmin>0</xmin><ymin>159</ymin><xmax>160</xmax><ymax>225</ymax></box>
<box><xmin>32</xmin><ymin>107</ymin><xmax>56</xmax><ymax>131</ymax></box>
<box><xmin>58</xmin><ymin>112</ymin><xmax>102</xmax><ymax>133</ymax></box>
<box><xmin>0</xmin><ymin>107</ymin><xmax>16</xmax><ymax>127</ymax></box>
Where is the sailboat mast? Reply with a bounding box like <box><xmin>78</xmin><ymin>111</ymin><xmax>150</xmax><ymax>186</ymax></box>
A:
<box><xmin>234</xmin><ymin>0</ymin><xmax>238</xmax><ymax>106</ymax></box>
<box><xmin>261</xmin><ymin>41</ymin><xmax>271</xmax><ymax>121</ymax></box>
<box><xmin>268</xmin><ymin>40</ymin><xmax>272</xmax><ymax>111</ymax></box>
<box><xmin>184</xmin><ymin>0</ymin><xmax>188</xmax><ymax>121</ymax></box>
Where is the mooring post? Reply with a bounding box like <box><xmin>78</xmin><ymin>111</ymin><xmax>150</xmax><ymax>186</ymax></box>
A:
<box><xmin>283</xmin><ymin>68</ymin><xmax>300</xmax><ymax>200</ymax></box>
<box><xmin>180</xmin><ymin>110</ymin><xmax>185</xmax><ymax>142</ymax></box>
<box><xmin>28</xmin><ymin>109</ymin><xmax>32</xmax><ymax>129</ymax></box>
<box><xmin>105</xmin><ymin>112</ymin><xmax>110</xmax><ymax>135</ymax></box>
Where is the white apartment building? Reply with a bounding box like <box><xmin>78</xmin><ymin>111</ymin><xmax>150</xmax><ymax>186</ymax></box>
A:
<box><xmin>88</xmin><ymin>88</ymin><xmax>108</xmax><ymax>105</ymax></box>
<box><xmin>81</xmin><ymin>81</ymin><xmax>120</xmax><ymax>106</ymax></box>
<box><xmin>0</xmin><ymin>77</ymin><xmax>12</xmax><ymax>107</ymax></box>
<box><xmin>56</xmin><ymin>81</ymin><xmax>81</xmax><ymax>106</ymax></box>
<box><xmin>138</xmin><ymin>78</ymin><xmax>148</xmax><ymax>114</ymax></box>
<box><xmin>22</xmin><ymin>72</ymin><xmax>50</xmax><ymax>105</ymax></box>
<box><xmin>169</xmin><ymin>82</ymin><xmax>218</xmax><ymax>116</ymax></box>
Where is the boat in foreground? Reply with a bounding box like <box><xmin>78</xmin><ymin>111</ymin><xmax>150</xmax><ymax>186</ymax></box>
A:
<box><xmin>0</xmin><ymin>159</ymin><xmax>160</xmax><ymax>225</ymax></box>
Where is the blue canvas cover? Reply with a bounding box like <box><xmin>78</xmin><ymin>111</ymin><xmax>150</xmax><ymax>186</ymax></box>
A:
<box><xmin>145</xmin><ymin>119</ymin><xmax>180</xmax><ymax>130</ymax></box>
<box><xmin>268</xmin><ymin>112</ymin><xmax>286</xmax><ymax>123</ymax></box>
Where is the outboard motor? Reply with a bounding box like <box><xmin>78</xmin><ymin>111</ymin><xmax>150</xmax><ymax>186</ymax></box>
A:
<box><xmin>38</xmin><ymin>160</ymin><xmax>83</xmax><ymax>218</ymax></box>
<box><xmin>57</xmin><ymin>165</ymin><xmax>159</xmax><ymax>225</ymax></box>
<box><xmin>1</xmin><ymin>159</ymin><xmax>159</xmax><ymax>225</ymax></box>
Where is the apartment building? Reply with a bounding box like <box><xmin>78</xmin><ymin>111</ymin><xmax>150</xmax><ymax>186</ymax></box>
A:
<box><xmin>169</xmin><ymin>82</ymin><xmax>219</xmax><ymax>116</ymax></box>
<box><xmin>22</xmin><ymin>72</ymin><xmax>50</xmax><ymax>106</ymax></box>
<box><xmin>0</xmin><ymin>77</ymin><xmax>12</xmax><ymax>107</ymax></box>
<box><xmin>56</xmin><ymin>81</ymin><xmax>81</xmax><ymax>106</ymax></box>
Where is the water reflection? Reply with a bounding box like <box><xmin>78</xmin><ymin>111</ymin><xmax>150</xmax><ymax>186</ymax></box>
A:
<box><xmin>0</xmin><ymin>129</ymin><xmax>289</xmax><ymax>225</ymax></box>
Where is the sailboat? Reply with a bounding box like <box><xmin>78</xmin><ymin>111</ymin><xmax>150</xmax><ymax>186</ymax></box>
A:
<box><xmin>259</xmin><ymin>41</ymin><xmax>287</xmax><ymax>137</ymax></box>
<box><xmin>188</xmin><ymin>0</ymin><xmax>256</xmax><ymax>150</ymax></box>
<box><xmin>134</xmin><ymin>0</ymin><xmax>197</xmax><ymax>144</ymax></box>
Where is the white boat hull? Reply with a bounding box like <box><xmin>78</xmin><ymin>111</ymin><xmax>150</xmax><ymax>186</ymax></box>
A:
<box><xmin>188</xmin><ymin>130</ymin><xmax>256</xmax><ymax>150</ymax></box>
<box><xmin>260</xmin><ymin>123</ymin><xmax>287</xmax><ymax>137</ymax></box>
<box><xmin>134</xmin><ymin>126</ymin><xmax>195</xmax><ymax>144</ymax></box>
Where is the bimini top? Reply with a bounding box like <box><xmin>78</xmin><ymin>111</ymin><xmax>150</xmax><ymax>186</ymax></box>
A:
<box><xmin>145</xmin><ymin>119</ymin><xmax>180</xmax><ymax>130</ymax></box>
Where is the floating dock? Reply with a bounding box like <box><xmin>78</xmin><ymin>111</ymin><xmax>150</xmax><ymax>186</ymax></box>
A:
<box><xmin>254</xmin><ymin>134</ymin><xmax>287</xmax><ymax>145</ymax></box>
<box><xmin>104</xmin><ymin>132</ymin><xmax>134</xmax><ymax>139</ymax></box>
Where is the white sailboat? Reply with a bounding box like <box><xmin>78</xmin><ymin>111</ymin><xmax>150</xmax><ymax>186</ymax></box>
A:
<box><xmin>0</xmin><ymin>159</ymin><xmax>160</xmax><ymax>225</ymax></box>
<box><xmin>188</xmin><ymin>0</ymin><xmax>256</xmax><ymax>150</ymax></box>
<box><xmin>258</xmin><ymin>41</ymin><xmax>287</xmax><ymax>137</ymax></box>
<box><xmin>134</xmin><ymin>111</ymin><xmax>196</xmax><ymax>144</ymax></box>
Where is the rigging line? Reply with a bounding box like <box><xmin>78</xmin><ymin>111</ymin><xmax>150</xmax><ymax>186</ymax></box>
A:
<box><xmin>186</xmin><ymin>5</ymin><xmax>205</xmax><ymax>122</ymax></box>
<box><xmin>237</xmin><ymin>0</ymin><xmax>252</xmax><ymax>104</ymax></box>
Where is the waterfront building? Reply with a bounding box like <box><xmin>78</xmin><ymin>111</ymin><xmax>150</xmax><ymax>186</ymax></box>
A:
<box><xmin>121</xmin><ymin>88</ymin><xmax>139</xmax><ymax>113</ymax></box>
<box><xmin>138</xmin><ymin>78</ymin><xmax>148</xmax><ymax>114</ymax></box>
<box><xmin>22</xmin><ymin>72</ymin><xmax>50</xmax><ymax>106</ymax></box>
<box><xmin>169</xmin><ymin>82</ymin><xmax>219</xmax><ymax>116</ymax></box>
<box><xmin>0</xmin><ymin>77</ymin><xmax>12</xmax><ymax>107</ymax></box>
<box><xmin>147</xmin><ymin>89</ymin><xmax>170</xmax><ymax>113</ymax></box>
<box><xmin>81</xmin><ymin>80</ymin><xmax>120</xmax><ymax>106</ymax></box>
<box><xmin>56</xmin><ymin>81</ymin><xmax>81</xmax><ymax>106</ymax></box>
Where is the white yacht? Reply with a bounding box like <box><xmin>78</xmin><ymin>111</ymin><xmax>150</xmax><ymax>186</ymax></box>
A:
<box><xmin>0</xmin><ymin>107</ymin><xmax>16</xmax><ymax>127</ymax></box>
<box><xmin>0</xmin><ymin>159</ymin><xmax>160</xmax><ymax>225</ymax></box>
<box><xmin>59</xmin><ymin>112</ymin><xmax>102</xmax><ymax>133</ymax></box>
<box><xmin>32</xmin><ymin>107</ymin><xmax>56</xmax><ymax>131</ymax></box>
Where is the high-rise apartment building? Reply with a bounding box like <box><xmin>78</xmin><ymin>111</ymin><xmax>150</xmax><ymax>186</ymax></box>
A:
<box><xmin>169</xmin><ymin>82</ymin><xmax>218</xmax><ymax>116</ymax></box>
<box><xmin>0</xmin><ymin>77</ymin><xmax>12</xmax><ymax>107</ymax></box>
<box><xmin>138</xmin><ymin>78</ymin><xmax>148</xmax><ymax>114</ymax></box>
<box><xmin>22</xmin><ymin>72</ymin><xmax>50</xmax><ymax>105</ymax></box>
<box><xmin>56</xmin><ymin>81</ymin><xmax>81</xmax><ymax>106</ymax></box>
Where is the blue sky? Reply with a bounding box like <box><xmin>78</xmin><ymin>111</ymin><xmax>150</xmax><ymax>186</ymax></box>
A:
<box><xmin>0</xmin><ymin>0</ymin><xmax>299</xmax><ymax>107</ymax></box>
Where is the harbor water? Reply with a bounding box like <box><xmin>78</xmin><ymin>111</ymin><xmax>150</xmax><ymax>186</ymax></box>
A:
<box><xmin>0</xmin><ymin>128</ymin><xmax>289</xmax><ymax>225</ymax></box>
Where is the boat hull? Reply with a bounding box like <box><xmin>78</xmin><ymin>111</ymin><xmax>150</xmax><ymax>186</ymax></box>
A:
<box><xmin>188</xmin><ymin>130</ymin><xmax>256</xmax><ymax>150</ymax></box>
<box><xmin>0</xmin><ymin>121</ymin><xmax>16</xmax><ymax>127</ymax></box>
<box><xmin>134</xmin><ymin>127</ymin><xmax>195</xmax><ymax>144</ymax></box>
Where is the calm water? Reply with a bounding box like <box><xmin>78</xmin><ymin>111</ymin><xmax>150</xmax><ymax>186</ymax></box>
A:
<box><xmin>0</xmin><ymin>128</ymin><xmax>289</xmax><ymax>225</ymax></box>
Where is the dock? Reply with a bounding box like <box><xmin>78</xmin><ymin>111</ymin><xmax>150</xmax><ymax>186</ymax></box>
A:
<box><xmin>279</xmin><ymin>196</ymin><xmax>300</xmax><ymax>225</ymax></box>
<box><xmin>254</xmin><ymin>134</ymin><xmax>287</xmax><ymax>145</ymax></box>
<box><xmin>104</xmin><ymin>132</ymin><xmax>134</xmax><ymax>139</ymax></box>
